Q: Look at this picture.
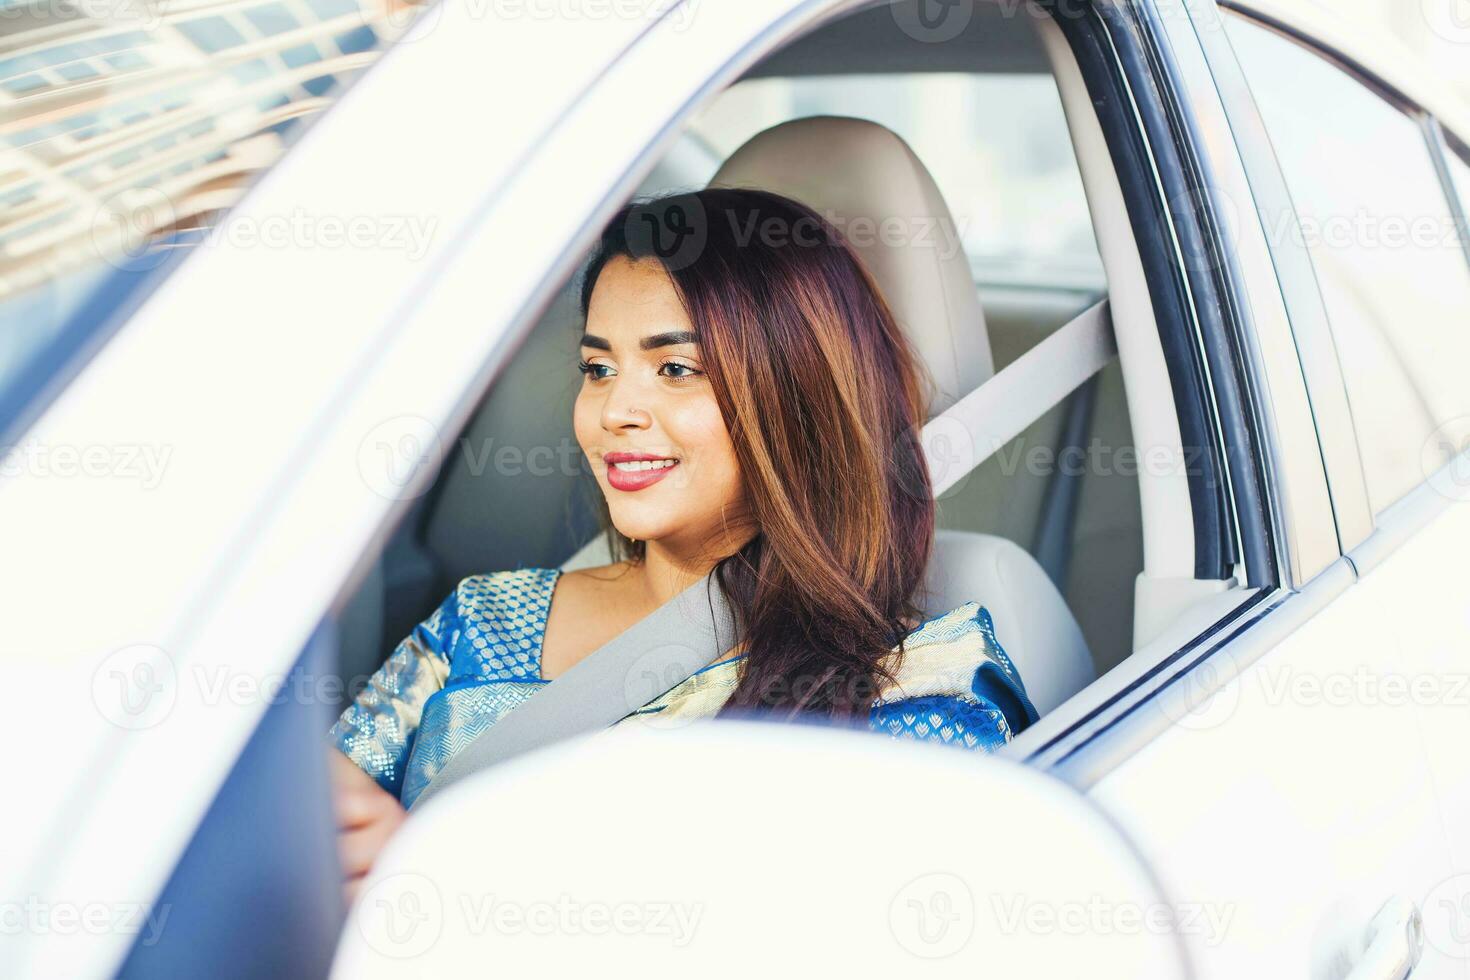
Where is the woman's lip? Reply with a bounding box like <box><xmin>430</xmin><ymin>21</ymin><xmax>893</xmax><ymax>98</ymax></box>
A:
<box><xmin>606</xmin><ymin>458</ymin><xmax>680</xmax><ymax>492</ymax></box>
<box><xmin>604</xmin><ymin>451</ymin><xmax>677</xmax><ymax>464</ymax></box>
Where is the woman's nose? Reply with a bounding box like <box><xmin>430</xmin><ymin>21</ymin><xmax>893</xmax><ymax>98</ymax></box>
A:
<box><xmin>601</xmin><ymin>382</ymin><xmax>652</xmax><ymax>430</ymax></box>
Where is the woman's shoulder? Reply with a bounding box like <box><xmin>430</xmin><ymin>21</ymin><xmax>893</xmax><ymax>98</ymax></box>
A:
<box><xmin>899</xmin><ymin>601</ymin><xmax>1008</xmax><ymax>663</ymax></box>
<box><xmin>446</xmin><ymin>566</ymin><xmax>562</xmax><ymax>626</ymax></box>
<box><xmin>877</xmin><ymin>600</ymin><xmax>1040</xmax><ymax>741</ymax></box>
<box><xmin>448</xmin><ymin>561</ymin><xmax>636</xmax><ymax>622</ymax></box>
<box><xmin>882</xmin><ymin>601</ymin><xmax>1029</xmax><ymax>703</ymax></box>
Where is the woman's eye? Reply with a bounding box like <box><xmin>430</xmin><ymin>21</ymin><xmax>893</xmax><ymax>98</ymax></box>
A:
<box><xmin>659</xmin><ymin>362</ymin><xmax>701</xmax><ymax>380</ymax></box>
<box><xmin>578</xmin><ymin>360</ymin><xmax>612</xmax><ymax>381</ymax></box>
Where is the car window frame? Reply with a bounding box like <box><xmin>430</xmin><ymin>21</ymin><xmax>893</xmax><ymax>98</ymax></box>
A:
<box><xmin>998</xmin><ymin>0</ymin><xmax>1305</xmax><ymax>780</ymax></box>
<box><xmin>324</xmin><ymin>0</ymin><xmax>1302</xmax><ymax>788</ymax></box>
<box><xmin>1044</xmin><ymin>0</ymin><xmax>1470</xmax><ymax>791</ymax></box>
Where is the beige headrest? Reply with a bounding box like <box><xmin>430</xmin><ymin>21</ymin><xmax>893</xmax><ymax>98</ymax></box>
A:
<box><xmin>709</xmin><ymin>115</ymin><xmax>994</xmax><ymax>416</ymax></box>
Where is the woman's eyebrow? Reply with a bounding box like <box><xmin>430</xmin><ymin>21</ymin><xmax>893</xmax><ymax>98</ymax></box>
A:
<box><xmin>639</xmin><ymin>330</ymin><xmax>698</xmax><ymax>350</ymax></box>
<box><xmin>578</xmin><ymin>330</ymin><xmax>698</xmax><ymax>351</ymax></box>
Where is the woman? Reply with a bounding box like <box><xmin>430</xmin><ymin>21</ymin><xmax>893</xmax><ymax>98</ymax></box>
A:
<box><xmin>328</xmin><ymin>188</ymin><xmax>1037</xmax><ymax>898</ymax></box>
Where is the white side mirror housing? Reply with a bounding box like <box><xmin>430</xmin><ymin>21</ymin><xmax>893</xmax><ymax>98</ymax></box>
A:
<box><xmin>333</xmin><ymin>719</ymin><xmax>1191</xmax><ymax>977</ymax></box>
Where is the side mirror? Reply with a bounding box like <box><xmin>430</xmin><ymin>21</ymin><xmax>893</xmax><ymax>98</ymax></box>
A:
<box><xmin>332</xmin><ymin>720</ymin><xmax>1192</xmax><ymax>977</ymax></box>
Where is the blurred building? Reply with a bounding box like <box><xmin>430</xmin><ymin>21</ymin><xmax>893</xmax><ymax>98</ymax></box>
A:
<box><xmin>0</xmin><ymin>0</ymin><xmax>419</xmax><ymax>296</ymax></box>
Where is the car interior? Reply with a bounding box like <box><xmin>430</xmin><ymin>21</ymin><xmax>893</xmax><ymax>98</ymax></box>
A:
<box><xmin>331</xmin><ymin>0</ymin><xmax>1254</xmax><ymax>738</ymax></box>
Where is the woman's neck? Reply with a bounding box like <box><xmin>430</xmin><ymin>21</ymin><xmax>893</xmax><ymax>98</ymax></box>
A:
<box><xmin>633</xmin><ymin>539</ymin><xmax>729</xmax><ymax>608</ymax></box>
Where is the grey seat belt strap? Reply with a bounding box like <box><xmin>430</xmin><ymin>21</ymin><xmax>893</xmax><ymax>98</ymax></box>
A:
<box><xmin>923</xmin><ymin>298</ymin><xmax>1114</xmax><ymax>497</ymax></box>
<box><xmin>410</xmin><ymin>571</ymin><xmax>737</xmax><ymax>809</ymax></box>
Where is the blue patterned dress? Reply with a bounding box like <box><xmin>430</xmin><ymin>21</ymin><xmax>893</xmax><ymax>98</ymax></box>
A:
<box><xmin>331</xmin><ymin>567</ymin><xmax>1037</xmax><ymax>808</ymax></box>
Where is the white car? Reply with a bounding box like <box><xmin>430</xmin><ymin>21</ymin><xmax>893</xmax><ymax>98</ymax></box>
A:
<box><xmin>4</xmin><ymin>0</ymin><xmax>1470</xmax><ymax>976</ymax></box>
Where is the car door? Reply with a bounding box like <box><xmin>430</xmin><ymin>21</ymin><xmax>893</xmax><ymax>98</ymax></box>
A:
<box><xmin>1069</xmin><ymin>3</ymin><xmax>1466</xmax><ymax>978</ymax></box>
<box><xmin>1217</xmin><ymin>3</ymin><xmax>1470</xmax><ymax>969</ymax></box>
<box><xmin>0</xmin><ymin>6</ymin><xmax>681</xmax><ymax>977</ymax></box>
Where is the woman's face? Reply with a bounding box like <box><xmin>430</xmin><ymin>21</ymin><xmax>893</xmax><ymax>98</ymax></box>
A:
<box><xmin>574</xmin><ymin>255</ymin><xmax>749</xmax><ymax>559</ymax></box>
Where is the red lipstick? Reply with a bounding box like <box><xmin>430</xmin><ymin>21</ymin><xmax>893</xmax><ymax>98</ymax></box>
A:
<box><xmin>604</xmin><ymin>451</ymin><xmax>681</xmax><ymax>492</ymax></box>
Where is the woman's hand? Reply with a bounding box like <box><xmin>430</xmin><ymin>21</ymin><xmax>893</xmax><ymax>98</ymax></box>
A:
<box><xmin>329</xmin><ymin>749</ymin><xmax>407</xmax><ymax>905</ymax></box>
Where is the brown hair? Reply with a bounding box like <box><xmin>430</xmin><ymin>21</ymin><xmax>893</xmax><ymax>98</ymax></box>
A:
<box><xmin>578</xmin><ymin>187</ymin><xmax>934</xmax><ymax>718</ymax></box>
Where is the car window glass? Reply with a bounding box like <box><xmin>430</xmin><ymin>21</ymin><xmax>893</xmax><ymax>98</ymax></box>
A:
<box><xmin>1225</xmin><ymin>15</ymin><xmax>1470</xmax><ymax>514</ymax></box>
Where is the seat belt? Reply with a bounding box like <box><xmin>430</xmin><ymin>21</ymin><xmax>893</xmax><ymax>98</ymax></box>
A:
<box><xmin>923</xmin><ymin>298</ymin><xmax>1114</xmax><ymax>496</ymax></box>
<box><xmin>410</xmin><ymin>571</ymin><xmax>737</xmax><ymax>809</ymax></box>
<box><xmin>410</xmin><ymin>298</ymin><xmax>1113</xmax><ymax>807</ymax></box>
